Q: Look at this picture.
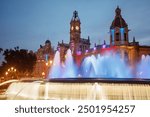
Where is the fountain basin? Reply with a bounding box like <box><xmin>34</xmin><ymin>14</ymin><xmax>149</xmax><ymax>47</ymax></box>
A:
<box><xmin>3</xmin><ymin>78</ymin><xmax>150</xmax><ymax>100</ymax></box>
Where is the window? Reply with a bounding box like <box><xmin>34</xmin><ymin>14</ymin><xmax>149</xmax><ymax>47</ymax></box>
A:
<box><xmin>116</xmin><ymin>33</ymin><xmax>119</xmax><ymax>41</ymax></box>
<box><xmin>124</xmin><ymin>33</ymin><xmax>127</xmax><ymax>41</ymax></box>
<box><xmin>111</xmin><ymin>35</ymin><xmax>113</xmax><ymax>41</ymax></box>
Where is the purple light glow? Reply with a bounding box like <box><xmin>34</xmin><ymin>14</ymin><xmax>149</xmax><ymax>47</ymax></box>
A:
<box><xmin>77</xmin><ymin>51</ymin><xmax>81</xmax><ymax>55</ymax></box>
<box><xmin>57</xmin><ymin>47</ymin><xmax>60</xmax><ymax>51</ymax></box>
<box><xmin>102</xmin><ymin>45</ymin><xmax>106</xmax><ymax>48</ymax></box>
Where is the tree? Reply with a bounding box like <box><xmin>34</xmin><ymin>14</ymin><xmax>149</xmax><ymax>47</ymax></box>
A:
<box><xmin>0</xmin><ymin>48</ymin><xmax>3</xmax><ymax>53</ymax></box>
<box><xmin>1</xmin><ymin>47</ymin><xmax>37</xmax><ymax>77</ymax></box>
<box><xmin>0</xmin><ymin>48</ymin><xmax>3</xmax><ymax>76</ymax></box>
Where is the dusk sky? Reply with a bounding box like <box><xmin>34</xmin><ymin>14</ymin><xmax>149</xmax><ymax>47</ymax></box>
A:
<box><xmin>0</xmin><ymin>0</ymin><xmax>150</xmax><ymax>52</ymax></box>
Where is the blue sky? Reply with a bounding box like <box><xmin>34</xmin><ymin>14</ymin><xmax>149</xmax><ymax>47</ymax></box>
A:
<box><xmin>0</xmin><ymin>0</ymin><xmax>150</xmax><ymax>52</ymax></box>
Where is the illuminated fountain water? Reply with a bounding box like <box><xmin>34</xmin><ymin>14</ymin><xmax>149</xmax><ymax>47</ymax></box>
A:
<box><xmin>62</xmin><ymin>49</ymin><xmax>77</xmax><ymax>78</ymax></box>
<box><xmin>80</xmin><ymin>54</ymin><xmax>132</xmax><ymax>78</ymax></box>
<box><xmin>137</xmin><ymin>55</ymin><xmax>150</xmax><ymax>79</ymax></box>
<box><xmin>49</xmin><ymin>51</ymin><xmax>61</xmax><ymax>78</ymax></box>
<box><xmin>49</xmin><ymin>49</ymin><xmax>132</xmax><ymax>78</ymax></box>
<box><xmin>3</xmin><ymin>49</ymin><xmax>150</xmax><ymax>100</ymax></box>
<box><xmin>49</xmin><ymin>49</ymin><xmax>77</xmax><ymax>78</ymax></box>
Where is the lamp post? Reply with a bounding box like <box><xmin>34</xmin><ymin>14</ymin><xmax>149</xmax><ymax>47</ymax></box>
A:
<box><xmin>5</xmin><ymin>67</ymin><xmax>17</xmax><ymax>80</ymax></box>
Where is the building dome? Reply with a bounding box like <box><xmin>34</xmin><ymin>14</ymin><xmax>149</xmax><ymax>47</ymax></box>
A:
<box><xmin>110</xmin><ymin>6</ymin><xmax>128</xmax><ymax>29</ymax></box>
<box><xmin>45</xmin><ymin>40</ymin><xmax>51</xmax><ymax>45</ymax></box>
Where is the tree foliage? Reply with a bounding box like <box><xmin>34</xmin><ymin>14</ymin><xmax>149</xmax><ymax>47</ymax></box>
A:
<box><xmin>0</xmin><ymin>48</ymin><xmax>3</xmax><ymax>53</ymax></box>
<box><xmin>0</xmin><ymin>47</ymin><xmax>37</xmax><ymax>76</ymax></box>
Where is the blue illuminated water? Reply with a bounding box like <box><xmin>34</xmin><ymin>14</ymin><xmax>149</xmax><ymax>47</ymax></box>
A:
<box><xmin>137</xmin><ymin>55</ymin><xmax>150</xmax><ymax>78</ymax></box>
<box><xmin>49</xmin><ymin>49</ymin><xmax>132</xmax><ymax>78</ymax></box>
<box><xmin>62</xmin><ymin>49</ymin><xmax>77</xmax><ymax>78</ymax></box>
<box><xmin>49</xmin><ymin>51</ymin><xmax>61</xmax><ymax>78</ymax></box>
<box><xmin>49</xmin><ymin>49</ymin><xmax>77</xmax><ymax>78</ymax></box>
<box><xmin>80</xmin><ymin>53</ymin><xmax>132</xmax><ymax>78</ymax></box>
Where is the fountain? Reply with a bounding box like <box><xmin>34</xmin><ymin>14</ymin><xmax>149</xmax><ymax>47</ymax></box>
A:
<box><xmin>3</xmin><ymin>49</ymin><xmax>150</xmax><ymax>100</ymax></box>
<box><xmin>49</xmin><ymin>50</ymin><xmax>132</xmax><ymax>78</ymax></box>
<box><xmin>80</xmin><ymin>53</ymin><xmax>132</xmax><ymax>78</ymax></box>
<box><xmin>49</xmin><ymin>51</ymin><xmax>61</xmax><ymax>78</ymax></box>
<box><xmin>137</xmin><ymin>55</ymin><xmax>150</xmax><ymax>78</ymax></box>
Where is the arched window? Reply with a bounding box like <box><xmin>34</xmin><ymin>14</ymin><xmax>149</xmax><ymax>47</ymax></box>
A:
<box><xmin>124</xmin><ymin>33</ymin><xmax>127</xmax><ymax>41</ymax></box>
<box><xmin>116</xmin><ymin>33</ymin><xmax>119</xmax><ymax>41</ymax></box>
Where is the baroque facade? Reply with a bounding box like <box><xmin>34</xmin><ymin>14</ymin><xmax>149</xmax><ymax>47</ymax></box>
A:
<box><xmin>33</xmin><ymin>40</ymin><xmax>54</xmax><ymax>77</ymax></box>
<box><xmin>33</xmin><ymin>7</ymin><xmax>150</xmax><ymax>78</ymax></box>
<box><xmin>57</xmin><ymin>10</ymin><xmax>90</xmax><ymax>62</ymax></box>
<box><xmin>110</xmin><ymin>6</ymin><xmax>150</xmax><ymax>67</ymax></box>
<box><xmin>74</xmin><ymin>6</ymin><xmax>150</xmax><ymax>68</ymax></box>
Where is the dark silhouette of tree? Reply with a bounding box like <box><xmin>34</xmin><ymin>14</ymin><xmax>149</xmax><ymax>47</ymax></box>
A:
<box><xmin>0</xmin><ymin>48</ymin><xmax>3</xmax><ymax>53</ymax></box>
<box><xmin>0</xmin><ymin>48</ymin><xmax>3</xmax><ymax>76</ymax></box>
<box><xmin>1</xmin><ymin>47</ymin><xmax>37</xmax><ymax>77</ymax></box>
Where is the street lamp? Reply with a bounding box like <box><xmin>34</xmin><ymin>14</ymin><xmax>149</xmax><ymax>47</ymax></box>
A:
<box><xmin>11</xmin><ymin>67</ymin><xmax>14</xmax><ymax>70</ymax></box>
<box><xmin>5</xmin><ymin>67</ymin><xmax>17</xmax><ymax>80</ymax></box>
<box><xmin>8</xmin><ymin>69</ymin><xmax>10</xmax><ymax>72</ymax></box>
<box><xmin>5</xmin><ymin>72</ymin><xmax>8</xmax><ymax>76</ymax></box>
<box><xmin>46</xmin><ymin>62</ymin><xmax>48</xmax><ymax>66</ymax></box>
<box><xmin>50</xmin><ymin>60</ymin><xmax>53</xmax><ymax>65</ymax></box>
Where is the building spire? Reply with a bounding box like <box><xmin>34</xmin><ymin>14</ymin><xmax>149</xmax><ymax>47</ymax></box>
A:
<box><xmin>104</xmin><ymin>40</ymin><xmax>106</xmax><ymax>45</ymax></box>
<box><xmin>115</xmin><ymin>6</ymin><xmax>121</xmax><ymax>16</ymax></box>
<box><xmin>133</xmin><ymin>36</ymin><xmax>135</xmax><ymax>42</ymax></box>
<box><xmin>74</xmin><ymin>10</ymin><xmax>78</xmax><ymax>18</ymax></box>
<box><xmin>71</xmin><ymin>10</ymin><xmax>80</xmax><ymax>21</ymax></box>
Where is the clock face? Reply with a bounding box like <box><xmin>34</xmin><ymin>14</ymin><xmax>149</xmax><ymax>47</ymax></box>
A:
<box><xmin>71</xmin><ymin>26</ymin><xmax>74</xmax><ymax>30</ymax></box>
<box><xmin>75</xmin><ymin>26</ymin><xmax>79</xmax><ymax>30</ymax></box>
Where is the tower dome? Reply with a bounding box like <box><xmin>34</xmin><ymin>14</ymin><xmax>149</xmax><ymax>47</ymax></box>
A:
<box><xmin>110</xmin><ymin>6</ymin><xmax>129</xmax><ymax>46</ymax></box>
<box><xmin>45</xmin><ymin>40</ymin><xmax>51</xmax><ymax>45</ymax></box>
<box><xmin>110</xmin><ymin>6</ymin><xmax>128</xmax><ymax>29</ymax></box>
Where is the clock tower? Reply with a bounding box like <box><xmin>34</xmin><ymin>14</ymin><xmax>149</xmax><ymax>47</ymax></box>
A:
<box><xmin>70</xmin><ymin>10</ymin><xmax>81</xmax><ymax>52</ymax></box>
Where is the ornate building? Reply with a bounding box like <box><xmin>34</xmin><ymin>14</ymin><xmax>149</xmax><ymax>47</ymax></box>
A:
<box><xmin>57</xmin><ymin>11</ymin><xmax>90</xmax><ymax>62</ymax></box>
<box><xmin>110</xmin><ymin>6</ymin><xmax>129</xmax><ymax>46</ymax></box>
<box><xmin>33</xmin><ymin>40</ymin><xmax>54</xmax><ymax>77</ymax></box>
<box><xmin>70</xmin><ymin>11</ymin><xmax>90</xmax><ymax>53</ymax></box>
<box><xmin>109</xmin><ymin>6</ymin><xmax>150</xmax><ymax>67</ymax></box>
<box><xmin>33</xmin><ymin>7</ymin><xmax>150</xmax><ymax>77</ymax></box>
<box><xmin>74</xmin><ymin>7</ymin><xmax>150</xmax><ymax>68</ymax></box>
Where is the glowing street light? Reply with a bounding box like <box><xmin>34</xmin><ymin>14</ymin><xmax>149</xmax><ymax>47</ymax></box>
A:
<box><xmin>5</xmin><ymin>67</ymin><xmax>17</xmax><ymax>79</ymax></box>
<box><xmin>46</xmin><ymin>62</ymin><xmax>48</xmax><ymax>66</ymax></box>
<box><xmin>5</xmin><ymin>72</ymin><xmax>8</xmax><ymax>76</ymax></box>
<box><xmin>42</xmin><ymin>72</ymin><xmax>45</xmax><ymax>76</ymax></box>
<box><xmin>11</xmin><ymin>67</ymin><xmax>14</xmax><ymax>70</ymax></box>
<box><xmin>50</xmin><ymin>60</ymin><xmax>53</xmax><ymax>64</ymax></box>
